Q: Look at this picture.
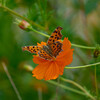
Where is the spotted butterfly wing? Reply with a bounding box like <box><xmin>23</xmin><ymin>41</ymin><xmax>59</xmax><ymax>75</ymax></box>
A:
<box><xmin>47</xmin><ymin>26</ymin><xmax>63</xmax><ymax>45</ymax></box>
<box><xmin>48</xmin><ymin>41</ymin><xmax>63</xmax><ymax>57</ymax></box>
<box><xmin>38</xmin><ymin>49</ymin><xmax>53</xmax><ymax>60</ymax></box>
<box><xmin>22</xmin><ymin>46</ymin><xmax>42</xmax><ymax>54</ymax></box>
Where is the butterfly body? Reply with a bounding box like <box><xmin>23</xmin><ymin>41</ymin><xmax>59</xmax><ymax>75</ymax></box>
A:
<box><xmin>42</xmin><ymin>45</ymin><xmax>53</xmax><ymax>56</ymax></box>
<box><xmin>22</xmin><ymin>26</ymin><xmax>63</xmax><ymax>60</ymax></box>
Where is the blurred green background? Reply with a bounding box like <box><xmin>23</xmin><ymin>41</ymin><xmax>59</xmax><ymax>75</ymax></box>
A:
<box><xmin>0</xmin><ymin>0</ymin><xmax>100</xmax><ymax>100</ymax></box>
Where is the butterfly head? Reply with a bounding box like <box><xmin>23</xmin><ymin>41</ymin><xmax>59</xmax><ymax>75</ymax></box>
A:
<box><xmin>22</xmin><ymin>46</ymin><xmax>29</xmax><ymax>51</ymax></box>
<box><xmin>57</xmin><ymin>26</ymin><xmax>63</xmax><ymax>31</ymax></box>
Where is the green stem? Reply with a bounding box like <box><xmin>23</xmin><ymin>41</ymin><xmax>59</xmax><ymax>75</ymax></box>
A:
<box><xmin>38</xmin><ymin>88</ymin><xmax>42</xmax><ymax>100</ymax></box>
<box><xmin>65</xmin><ymin>62</ymin><xmax>100</xmax><ymax>69</ymax></box>
<box><xmin>60</xmin><ymin>77</ymin><xmax>96</xmax><ymax>100</ymax></box>
<box><xmin>47</xmin><ymin>80</ymin><xmax>85</xmax><ymax>96</ymax></box>
<box><xmin>71</xmin><ymin>43</ymin><xmax>95</xmax><ymax>49</ymax></box>
<box><xmin>94</xmin><ymin>60</ymin><xmax>98</xmax><ymax>96</ymax></box>
<box><xmin>0</xmin><ymin>5</ymin><xmax>45</xmax><ymax>30</ymax></box>
<box><xmin>2</xmin><ymin>62</ymin><xmax>22</xmax><ymax>100</ymax></box>
<box><xmin>55</xmin><ymin>76</ymin><xmax>60</xmax><ymax>100</ymax></box>
<box><xmin>30</xmin><ymin>27</ymin><xmax>96</xmax><ymax>49</ymax></box>
<box><xmin>29</xmin><ymin>27</ymin><xmax>49</xmax><ymax>38</ymax></box>
<box><xmin>0</xmin><ymin>5</ymin><xmax>98</xmax><ymax>50</ymax></box>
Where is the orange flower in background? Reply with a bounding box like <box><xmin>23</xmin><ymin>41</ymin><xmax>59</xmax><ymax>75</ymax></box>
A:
<box><xmin>32</xmin><ymin>37</ymin><xmax>74</xmax><ymax>80</ymax></box>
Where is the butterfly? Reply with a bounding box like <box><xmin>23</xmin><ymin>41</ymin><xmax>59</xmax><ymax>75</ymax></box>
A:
<box><xmin>22</xmin><ymin>26</ymin><xmax>63</xmax><ymax>60</ymax></box>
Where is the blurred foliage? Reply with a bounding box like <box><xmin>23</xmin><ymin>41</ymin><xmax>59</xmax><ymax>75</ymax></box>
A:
<box><xmin>0</xmin><ymin>0</ymin><xmax>100</xmax><ymax>100</ymax></box>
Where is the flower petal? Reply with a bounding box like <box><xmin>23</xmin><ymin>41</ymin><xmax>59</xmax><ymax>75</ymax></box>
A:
<box><xmin>32</xmin><ymin>62</ymin><xmax>50</xmax><ymax>80</ymax></box>
<box><xmin>55</xmin><ymin>61</ymin><xmax>65</xmax><ymax>75</ymax></box>
<box><xmin>44</xmin><ymin>62</ymin><xmax>59</xmax><ymax>80</ymax></box>
<box><xmin>57</xmin><ymin>49</ymin><xmax>74</xmax><ymax>66</ymax></box>
<box><xmin>33</xmin><ymin>55</ymin><xmax>49</xmax><ymax>64</ymax></box>
<box><xmin>37</xmin><ymin>42</ymin><xmax>47</xmax><ymax>46</ymax></box>
<box><xmin>62</xmin><ymin>37</ymin><xmax>71</xmax><ymax>50</ymax></box>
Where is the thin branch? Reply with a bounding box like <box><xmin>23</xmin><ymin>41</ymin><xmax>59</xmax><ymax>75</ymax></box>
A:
<box><xmin>38</xmin><ymin>88</ymin><xmax>42</xmax><ymax>100</ymax></box>
<box><xmin>0</xmin><ymin>5</ymin><xmax>97</xmax><ymax>50</ymax></box>
<box><xmin>94</xmin><ymin>64</ymin><xmax>98</xmax><ymax>96</ymax></box>
<box><xmin>60</xmin><ymin>77</ymin><xmax>96</xmax><ymax>100</ymax></box>
<box><xmin>65</xmin><ymin>62</ymin><xmax>100</xmax><ymax>69</ymax></box>
<box><xmin>55</xmin><ymin>76</ymin><xmax>60</xmax><ymax>100</ymax></box>
<box><xmin>94</xmin><ymin>59</ymin><xmax>98</xmax><ymax>96</ymax></box>
<box><xmin>29</xmin><ymin>27</ymin><xmax>49</xmax><ymax>38</ymax></box>
<box><xmin>29</xmin><ymin>27</ymin><xmax>96</xmax><ymax>49</ymax></box>
<box><xmin>71</xmin><ymin>43</ymin><xmax>95</xmax><ymax>49</ymax></box>
<box><xmin>2</xmin><ymin>62</ymin><xmax>22</xmax><ymax>100</ymax></box>
<box><xmin>47</xmin><ymin>80</ymin><xmax>85</xmax><ymax>96</ymax></box>
<box><xmin>0</xmin><ymin>5</ymin><xmax>45</xmax><ymax>30</ymax></box>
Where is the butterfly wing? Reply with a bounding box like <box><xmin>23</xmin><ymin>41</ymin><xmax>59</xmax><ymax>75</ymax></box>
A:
<box><xmin>48</xmin><ymin>41</ymin><xmax>63</xmax><ymax>57</ymax></box>
<box><xmin>38</xmin><ymin>49</ymin><xmax>53</xmax><ymax>60</ymax></box>
<box><xmin>47</xmin><ymin>26</ymin><xmax>63</xmax><ymax>45</ymax></box>
<box><xmin>22</xmin><ymin>46</ymin><xmax>42</xmax><ymax>54</ymax></box>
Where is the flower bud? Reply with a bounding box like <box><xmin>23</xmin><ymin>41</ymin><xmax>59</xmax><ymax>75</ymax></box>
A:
<box><xmin>93</xmin><ymin>44</ymin><xmax>100</xmax><ymax>58</ymax></box>
<box><xmin>24</xmin><ymin>64</ymin><xmax>33</xmax><ymax>72</ymax></box>
<box><xmin>93</xmin><ymin>49</ymin><xmax>100</xmax><ymax>58</ymax></box>
<box><xmin>15</xmin><ymin>19</ymin><xmax>32</xmax><ymax>31</ymax></box>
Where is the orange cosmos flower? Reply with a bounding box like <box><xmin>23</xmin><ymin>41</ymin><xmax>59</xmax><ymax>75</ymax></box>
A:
<box><xmin>32</xmin><ymin>37</ymin><xmax>74</xmax><ymax>80</ymax></box>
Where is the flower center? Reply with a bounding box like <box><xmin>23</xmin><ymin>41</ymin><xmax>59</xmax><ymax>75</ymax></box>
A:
<box><xmin>52</xmin><ymin>57</ymin><xmax>56</xmax><ymax>61</ymax></box>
